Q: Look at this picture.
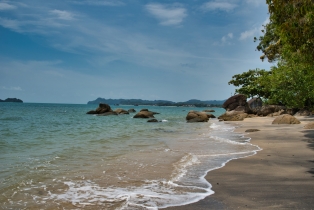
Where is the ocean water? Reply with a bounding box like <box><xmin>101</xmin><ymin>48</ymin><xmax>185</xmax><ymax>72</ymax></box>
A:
<box><xmin>0</xmin><ymin>103</ymin><xmax>260</xmax><ymax>209</ymax></box>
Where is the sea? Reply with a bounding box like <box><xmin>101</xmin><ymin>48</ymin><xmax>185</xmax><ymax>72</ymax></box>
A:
<box><xmin>0</xmin><ymin>103</ymin><xmax>260</xmax><ymax>209</ymax></box>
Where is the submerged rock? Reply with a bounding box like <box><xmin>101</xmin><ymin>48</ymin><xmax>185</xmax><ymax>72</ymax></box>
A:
<box><xmin>245</xmin><ymin>129</ymin><xmax>260</xmax><ymax>132</ymax></box>
<box><xmin>147</xmin><ymin>119</ymin><xmax>159</xmax><ymax>122</ymax></box>
<box><xmin>128</xmin><ymin>108</ymin><xmax>136</xmax><ymax>113</ymax></box>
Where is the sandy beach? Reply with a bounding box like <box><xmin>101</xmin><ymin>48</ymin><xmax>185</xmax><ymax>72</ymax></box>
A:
<box><xmin>167</xmin><ymin>116</ymin><xmax>314</xmax><ymax>209</ymax></box>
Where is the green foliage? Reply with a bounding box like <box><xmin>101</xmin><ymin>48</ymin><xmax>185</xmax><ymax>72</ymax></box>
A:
<box><xmin>229</xmin><ymin>0</ymin><xmax>314</xmax><ymax>109</ymax></box>
<box><xmin>228</xmin><ymin>69</ymin><xmax>272</xmax><ymax>98</ymax></box>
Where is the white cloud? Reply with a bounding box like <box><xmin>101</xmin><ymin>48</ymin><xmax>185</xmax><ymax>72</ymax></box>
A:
<box><xmin>50</xmin><ymin>10</ymin><xmax>75</xmax><ymax>21</ymax></box>
<box><xmin>0</xmin><ymin>2</ymin><xmax>16</xmax><ymax>10</ymax></box>
<box><xmin>246</xmin><ymin>0</ymin><xmax>262</xmax><ymax>6</ymax></box>
<box><xmin>70</xmin><ymin>0</ymin><xmax>124</xmax><ymax>6</ymax></box>
<box><xmin>1</xmin><ymin>86</ymin><xmax>22</xmax><ymax>91</ymax></box>
<box><xmin>239</xmin><ymin>28</ymin><xmax>259</xmax><ymax>40</ymax></box>
<box><xmin>145</xmin><ymin>3</ymin><xmax>187</xmax><ymax>26</ymax></box>
<box><xmin>201</xmin><ymin>1</ymin><xmax>237</xmax><ymax>12</ymax></box>
<box><xmin>0</xmin><ymin>18</ymin><xmax>20</xmax><ymax>31</ymax></box>
<box><xmin>239</xmin><ymin>18</ymin><xmax>268</xmax><ymax>41</ymax></box>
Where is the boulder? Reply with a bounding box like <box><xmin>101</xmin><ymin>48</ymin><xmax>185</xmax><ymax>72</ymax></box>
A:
<box><xmin>256</xmin><ymin>105</ymin><xmax>286</xmax><ymax>116</ymax></box>
<box><xmin>247</xmin><ymin>97</ymin><xmax>263</xmax><ymax>109</ymax></box>
<box><xmin>304</xmin><ymin>122</ymin><xmax>314</xmax><ymax>129</ymax></box>
<box><xmin>147</xmin><ymin>119</ymin><xmax>159</xmax><ymax>123</ymax></box>
<box><xmin>272</xmin><ymin>114</ymin><xmax>301</xmax><ymax>124</ymax></box>
<box><xmin>98</xmin><ymin>112</ymin><xmax>118</xmax><ymax>116</ymax></box>
<box><xmin>114</xmin><ymin>108</ymin><xmax>129</xmax><ymax>115</ymax></box>
<box><xmin>218</xmin><ymin>112</ymin><xmax>248</xmax><ymax>121</ymax></box>
<box><xmin>186</xmin><ymin>111</ymin><xmax>209</xmax><ymax>123</ymax></box>
<box><xmin>207</xmin><ymin>113</ymin><xmax>216</xmax><ymax>118</ymax></box>
<box><xmin>286</xmin><ymin>108</ymin><xmax>299</xmax><ymax>116</ymax></box>
<box><xmin>87</xmin><ymin>103</ymin><xmax>113</xmax><ymax>114</ymax></box>
<box><xmin>267</xmin><ymin>109</ymin><xmax>286</xmax><ymax>117</ymax></box>
<box><xmin>223</xmin><ymin>94</ymin><xmax>247</xmax><ymax>111</ymax></box>
<box><xmin>203</xmin><ymin>110</ymin><xmax>215</xmax><ymax>112</ymax></box>
<box><xmin>133</xmin><ymin>110</ymin><xmax>157</xmax><ymax>118</ymax></box>
<box><xmin>294</xmin><ymin>109</ymin><xmax>312</xmax><ymax>116</ymax></box>
<box><xmin>128</xmin><ymin>108</ymin><xmax>136</xmax><ymax>113</ymax></box>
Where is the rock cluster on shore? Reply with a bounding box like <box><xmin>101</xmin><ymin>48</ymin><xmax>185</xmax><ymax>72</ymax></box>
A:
<box><xmin>218</xmin><ymin>94</ymin><xmax>312</xmax><ymax>123</ymax></box>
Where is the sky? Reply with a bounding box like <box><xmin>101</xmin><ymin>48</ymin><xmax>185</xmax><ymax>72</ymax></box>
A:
<box><xmin>0</xmin><ymin>0</ymin><xmax>273</xmax><ymax>104</ymax></box>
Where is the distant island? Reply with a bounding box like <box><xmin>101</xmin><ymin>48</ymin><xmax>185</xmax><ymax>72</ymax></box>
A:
<box><xmin>0</xmin><ymin>98</ymin><xmax>23</xmax><ymax>103</ymax></box>
<box><xmin>87</xmin><ymin>98</ymin><xmax>225</xmax><ymax>107</ymax></box>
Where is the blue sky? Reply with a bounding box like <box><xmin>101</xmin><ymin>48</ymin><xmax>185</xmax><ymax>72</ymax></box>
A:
<box><xmin>0</xmin><ymin>0</ymin><xmax>272</xmax><ymax>104</ymax></box>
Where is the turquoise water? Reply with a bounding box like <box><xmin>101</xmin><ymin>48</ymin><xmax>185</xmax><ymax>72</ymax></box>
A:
<box><xmin>0</xmin><ymin>103</ymin><xmax>260</xmax><ymax>209</ymax></box>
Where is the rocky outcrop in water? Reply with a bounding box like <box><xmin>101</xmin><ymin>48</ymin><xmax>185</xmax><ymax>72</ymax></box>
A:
<box><xmin>86</xmin><ymin>103</ymin><xmax>116</xmax><ymax>115</ymax></box>
<box><xmin>133</xmin><ymin>109</ymin><xmax>159</xmax><ymax>118</ymax></box>
<box><xmin>114</xmin><ymin>108</ymin><xmax>129</xmax><ymax>115</ymax></box>
<box><xmin>186</xmin><ymin>111</ymin><xmax>209</xmax><ymax>123</ymax></box>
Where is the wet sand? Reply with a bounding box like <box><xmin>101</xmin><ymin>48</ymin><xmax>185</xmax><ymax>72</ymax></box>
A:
<box><xmin>167</xmin><ymin>116</ymin><xmax>314</xmax><ymax>209</ymax></box>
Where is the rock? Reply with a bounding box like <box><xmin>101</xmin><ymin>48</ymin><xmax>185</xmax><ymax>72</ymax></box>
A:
<box><xmin>87</xmin><ymin>103</ymin><xmax>113</xmax><ymax>114</ymax></box>
<box><xmin>128</xmin><ymin>108</ymin><xmax>136</xmax><ymax>113</ymax></box>
<box><xmin>133</xmin><ymin>110</ymin><xmax>156</xmax><ymax>118</ymax></box>
<box><xmin>256</xmin><ymin>105</ymin><xmax>286</xmax><ymax>116</ymax></box>
<box><xmin>203</xmin><ymin>110</ymin><xmax>215</xmax><ymax>112</ymax></box>
<box><xmin>98</xmin><ymin>112</ymin><xmax>118</xmax><ymax>116</ymax></box>
<box><xmin>147</xmin><ymin>119</ymin><xmax>159</xmax><ymax>122</ymax></box>
<box><xmin>218</xmin><ymin>112</ymin><xmax>248</xmax><ymax>121</ymax></box>
<box><xmin>294</xmin><ymin>109</ymin><xmax>312</xmax><ymax>116</ymax></box>
<box><xmin>286</xmin><ymin>108</ymin><xmax>299</xmax><ymax>115</ymax></box>
<box><xmin>267</xmin><ymin>109</ymin><xmax>286</xmax><ymax>117</ymax></box>
<box><xmin>206</xmin><ymin>113</ymin><xmax>216</xmax><ymax>118</ymax></box>
<box><xmin>304</xmin><ymin>122</ymin><xmax>314</xmax><ymax>129</ymax></box>
<box><xmin>114</xmin><ymin>108</ymin><xmax>129</xmax><ymax>115</ymax></box>
<box><xmin>272</xmin><ymin>114</ymin><xmax>301</xmax><ymax>124</ymax></box>
<box><xmin>96</xmin><ymin>103</ymin><xmax>112</xmax><ymax>113</ymax></box>
<box><xmin>186</xmin><ymin>111</ymin><xmax>209</xmax><ymax>123</ymax></box>
<box><xmin>245</xmin><ymin>129</ymin><xmax>260</xmax><ymax>132</ymax></box>
<box><xmin>247</xmin><ymin>97</ymin><xmax>263</xmax><ymax>109</ymax></box>
<box><xmin>86</xmin><ymin>110</ymin><xmax>98</xmax><ymax>114</ymax></box>
<box><xmin>223</xmin><ymin>94</ymin><xmax>247</xmax><ymax>111</ymax></box>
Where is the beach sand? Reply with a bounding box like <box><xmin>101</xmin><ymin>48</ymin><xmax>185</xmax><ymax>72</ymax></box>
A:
<box><xmin>167</xmin><ymin>116</ymin><xmax>314</xmax><ymax>209</ymax></box>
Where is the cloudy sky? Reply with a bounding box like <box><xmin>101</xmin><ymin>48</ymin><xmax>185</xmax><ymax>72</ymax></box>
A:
<box><xmin>0</xmin><ymin>0</ymin><xmax>272</xmax><ymax>104</ymax></box>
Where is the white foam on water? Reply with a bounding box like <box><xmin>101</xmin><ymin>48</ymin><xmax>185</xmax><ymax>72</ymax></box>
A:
<box><xmin>47</xmin><ymin>179</ymin><xmax>214</xmax><ymax>210</ymax></box>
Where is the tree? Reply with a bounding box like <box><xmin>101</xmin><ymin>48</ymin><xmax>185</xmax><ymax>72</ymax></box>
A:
<box><xmin>230</xmin><ymin>0</ymin><xmax>314</xmax><ymax>109</ymax></box>
<box><xmin>228</xmin><ymin>69</ymin><xmax>272</xmax><ymax>99</ymax></box>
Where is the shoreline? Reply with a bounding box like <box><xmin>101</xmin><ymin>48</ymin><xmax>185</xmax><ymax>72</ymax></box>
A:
<box><xmin>166</xmin><ymin>116</ymin><xmax>314</xmax><ymax>209</ymax></box>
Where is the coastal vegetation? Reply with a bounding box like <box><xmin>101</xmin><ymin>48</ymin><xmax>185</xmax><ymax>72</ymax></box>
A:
<box><xmin>0</xmin><ymin>98</ymin><xmax>23</xmax><ymax>103</ymax></box>
<box><xmin>229</xmin><ymin>0</ymin><xmax>314</xmax><ymax>109</ymax></box>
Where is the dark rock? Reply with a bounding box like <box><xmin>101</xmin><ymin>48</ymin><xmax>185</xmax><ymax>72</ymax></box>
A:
<box><xmin>247</xmin><ymin>97</ymin><xmax>263</xmax><ymax>109</ymax></box>
<box><xmin>206</xmin><ymin>114</ymin><xmax>216</xmax><ymax>118</ymax></box>
<box><xmin>186</xmin><ymin>111</ymin><xmax>209</xmax><ymax>122</ymax></box>
<box><xmin>203</xmin><ymin>110</ymin><xmax>215</xmax><ymax>112</ymax></box>
<box><xmin>133</xmin><ymin>110</ymin><xmax>156</xmax><ymax>118</ymax></box>
<box><xmin>128</xmin><ymin>108</ymin><xmax>136</xmax><ymax>113</ymax></box>
<box><xmin>256</xmin><ymin>105</ymin><xmax>286</xmax><ymax>116</ymax></box>
<box><xmin>97</xmin><ymin>112</ymin><xmax>118</xmax><ymax>116</ymax></box>
<box><xmin>286</xmin><ymin>108</ymin><xmax>299</xmax><ymax>115</ymax></box>
<box><xmin>223</xmin><ymin>94</ymin><xmax>247</xmax><ymax>111</ymax></box>
<box><xmin>295</xmin><ymin>109</ymin><xmax>312</xmax><ymax>116</ymax></box>
<box><xmin>272</xmin><ymin>114</ymin><xmax>301</xmax><ymax>124</ymax></box>
<box><xmin>86</xmin><ymin>110</ymin><xmax>98</xmax><ymax>114</ymax></box>
<box><xmin>87</xmin><ymin>103</ymin><xmax>113</xmax><ymax>115</ymax></box>
<box><xmin>147</xmin><ymin>119</ymin><xmax>159</xmax><ymax>122</ymax></box>
<box><xmin>245</xmin><ymin>129</ymin><xmax>260</xmax><ymax>132</ymax></box>
<box><xmin>218</xmin><ymin>112</ymin><xmax>248</xmax><ymax>121</ymax></box>
<box><xmin>114</xmin><ymin>108</ymin><xmax>129</xmax><ymax>115</ymax></box>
